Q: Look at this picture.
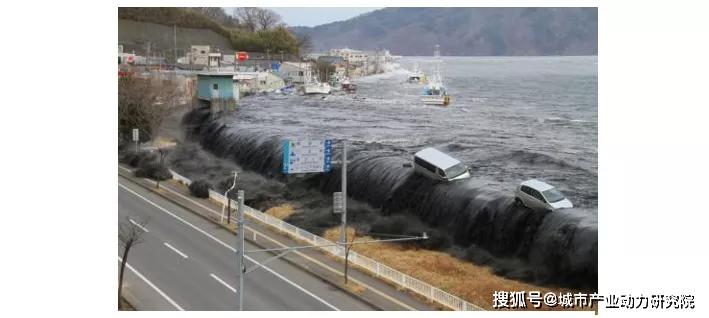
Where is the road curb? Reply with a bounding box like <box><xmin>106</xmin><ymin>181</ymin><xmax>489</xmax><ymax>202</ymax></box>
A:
<box><xmin>118</xmin><ymin>171</ymin><xmax>388</xmax><ymax>311</ymax></box>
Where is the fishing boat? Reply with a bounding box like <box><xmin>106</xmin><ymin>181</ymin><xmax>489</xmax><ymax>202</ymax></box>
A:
<box><xmin>299</xmin><ymin>66</ymin><xmax>331</xmax><ymax>95</ymax></box>
<box><xmin>407</xmin><ymin>63</ymin><xmax>426</xmax><ymax>83</ymax></box>
<box><xmin>340</xmin><ymin>78</ymin><xmax>357</xmax><ymax>93</ymax></box>
<box><xmin>328</xmin><ymin>74</ymin><xmax>357</xmax><ymax>94</ymax></box>
<box><xmin>421</xmin><ymin>45</ymin><xmax>450</xmax><ymax>106</ymax></box>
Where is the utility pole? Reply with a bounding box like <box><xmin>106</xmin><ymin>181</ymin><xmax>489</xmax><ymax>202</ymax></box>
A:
<box><xmin>173</xmin><ymin>24</ymin><xmax>177</xmax><ymax>65</ymax></box>
<box><xmin>339</xmin><ymin>141</ymin><xmax>347</xmax><ymax>247</ymax></box>
<box><xmin>236</xmin><ymin>190</ymin><xmax>245</xmax><ymax>311</ymax></box>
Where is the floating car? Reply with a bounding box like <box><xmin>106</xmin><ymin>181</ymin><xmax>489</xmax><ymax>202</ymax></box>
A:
<box><xmin>515</xmin><ymin>179</ymin><xmax>573</xmax><ymax>211</ymax></box>
<box><xmin>413</xmin><ymin>147</ymin><xmax>471</xmax><ymax>182</ymax></box>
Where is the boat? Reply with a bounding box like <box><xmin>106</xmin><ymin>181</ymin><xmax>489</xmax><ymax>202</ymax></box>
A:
<box><xmin>421</xmin><ymin>45</ymin><xmax>450</xmax><ymax>106</ymax></box>
<box><xmin>299</xmin><ymin>66</ymin><xmax>331</xmax><ymax>95</ymax></box>
<box><xmin>340</xmin><ymin>78</ymin><xmax>357</xmax><ymax>93</ymax></box>
<box><xmin>407</xmin><ymin>63</ymin><xmax>426</xmax><ymax>83</ymax></box>
<box><xmin>327</xmin><ymin>74</ymin><xmax>357</xmax><ymax>94</ymax></box>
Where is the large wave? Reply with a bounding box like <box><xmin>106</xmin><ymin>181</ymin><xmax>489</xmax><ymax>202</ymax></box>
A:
<box><xmin>183</xmin><ymin>107</ymin><xmax>597</xmax><ymax>288</ymax></box>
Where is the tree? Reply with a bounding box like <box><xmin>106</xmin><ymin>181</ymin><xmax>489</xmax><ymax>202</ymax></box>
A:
<box><xmin>295</xmin><ymin>32</ymin><xmax>313</xmax><ymax>55</ymax></box>
<box><xmin>255</xmin><ymin>8</ymin><xmax>282</xmax><ymax>31</ymax></box>
<box><xmin>233</xmin><ymin>7</ymin><xmax>259</xmax><ymax>32</ymax></box>
<box><xmin>118</xmin><ymin>217</ymin><xmax>148</xmax><ymax>309</ymax></box>
<box><xmin>234</xmin><ymin>7</ymin><xmax>281</xmax><ymax>32</ymax></box>
<box><xmin>316</xmin><ymin>61</ymin><xmax>335</xmax><ymax>82</ymax></box>
<box><xmin>344</xmin><ymin>228</ymin><xmax>357</xmax><ymax>285</ymax></box>
<box><xmin>189</xmin><ymin>7</ymin><xmax>238</xmax><ymax>27</ymax></box>
<box><xmin>118</xmin><ymin>77</ymin><xmax>180</xmax><ymax>144</ymax></box>
<box><xmin>155</xmin><ymin>147</ymin><xmax>170</xmax><ymax>189</ymax></box>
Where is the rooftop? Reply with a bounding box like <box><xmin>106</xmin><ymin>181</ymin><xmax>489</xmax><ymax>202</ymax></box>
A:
<box><xmin>414</xmin><ymin>147</ymin><xmax>462</xmax><ymax>170</ymax></box>
<box><xmin>520</xmin><ymin>179</ymin><xmax>555</xmax><ymax>191</ymax></box>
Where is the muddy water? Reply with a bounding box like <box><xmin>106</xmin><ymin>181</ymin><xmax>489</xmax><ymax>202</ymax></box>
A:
<box><xmin>174</xmin><ymin>56</ymin><xmax>598</xmax><ymax>288</ymax></box>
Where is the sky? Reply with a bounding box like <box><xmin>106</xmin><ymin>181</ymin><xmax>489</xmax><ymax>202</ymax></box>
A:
<box><xmin>225</xmin><ymin>7</ymin><xmax>381</xmax><ymax>27</ymax></box>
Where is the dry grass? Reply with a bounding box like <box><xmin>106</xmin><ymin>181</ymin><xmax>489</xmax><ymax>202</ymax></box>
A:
<box><xmin>344</xmin><ymin>281</ymin><xmax>367</xmax><ymax>295</ymax></box>
<box><xmin>324</xmin><ymin>227</ymin><xmax>593</xmax><ymax>311</ymax></box>
<box><xmin>152</xmin><ymin>136</ymin><xmax>177</xmax><ymax>149</ymax></box>
<box><xmin>265</xmin><ymin>204</ymin><xmax>296</xmax><ymax>220</ymax></box>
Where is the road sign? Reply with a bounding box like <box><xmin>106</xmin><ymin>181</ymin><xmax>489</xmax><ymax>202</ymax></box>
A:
<box><xmin>132</xmin><ymin>128</ymin><xmax>139</xmax><ymax>142</ymax></box>
<box><xmin>282</xmin><ymin>138</ymin><xmax>333</xmax><ymax>174</ymax></box>
<box><xmin>333</xmin><ymin>192</ymin><xmax>343</xmax><ymax>214</ymax></box>
<box><xmin>237</xmin><ymin>51</ymin><xmax>249</xmax><ymax>62</ymax></box>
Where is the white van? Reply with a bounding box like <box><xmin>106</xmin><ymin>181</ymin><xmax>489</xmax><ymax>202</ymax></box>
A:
<box><xmin>413</xmin><ymin>148</ymin><xmax>471</xmax><ymax>182</ymax></box>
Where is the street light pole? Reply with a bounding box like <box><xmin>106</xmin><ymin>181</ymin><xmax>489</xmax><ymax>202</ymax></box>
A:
<box><xmin>236</xmin><ymin>190</ymin><xmax>245</xmax><ymax>311</ymax></box>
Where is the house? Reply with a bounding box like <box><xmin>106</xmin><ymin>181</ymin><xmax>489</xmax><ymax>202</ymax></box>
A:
<box><xmin>234</xmin><ymin>71</ymin><xmax>285</xmax><ymax>94</ymax></box>
<box><xmin>197</xmin><ymin>73</ymin><xmax>238</xmax><ymax>113</ymax></box>
<box><xmin>278</xmin><ymin>62</ymin><xmax>310</xmax><ymax>84</ymax></box>
<box><xmin>317</xmin><ymin>55</ymin><xmax>345</xmax><ymax>65</ymax></box>
<box><xmin>328</xmin><ymin>48</ymin><xmax>368</xmax><ymax>63</ymax></box>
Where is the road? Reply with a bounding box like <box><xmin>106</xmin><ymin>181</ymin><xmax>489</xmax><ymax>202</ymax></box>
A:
<box><xmin>118</xmin><ymin>178</ymin><xmax>376</xmax><ymax>310</ymax></box>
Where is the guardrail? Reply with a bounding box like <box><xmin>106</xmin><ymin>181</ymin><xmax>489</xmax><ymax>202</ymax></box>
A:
<box><xmin>169</xmin><ymin>169</ymin><xmax>482</xmax><ymax>311</ymax></box>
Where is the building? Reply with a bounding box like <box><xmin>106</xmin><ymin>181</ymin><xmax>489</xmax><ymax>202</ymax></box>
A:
<box><xmin>197</xmin><ymin>73</ymin><xmax>238</xmax><ymax>113</ymax></box>
<box><xmin>190</xmin><ymin>45</ymin><xmax>210</xmax><ymax>65</ymax></box>
<box><xmin>234</xmin><ymin>71</ymin><xmax>285</xmax><ymax>95</ymax></box>
<box><xmin>278</xmin><ymin>62</ymin><xmax>310</xmax><ymax>84</ymax></box>
<box><xmin>208</xmin><ymin>53</ymin><xmax>221</xmax><ymax>68</ymax></box>
<box><xmin>317</xmin><ymin>55</ymin><xmax>345</xmax><ymax>65</ymax></box>
<box><xmin>328</xmin><ymin>48</ymin><xmax>368</xmax><ymax>63</ymax></box>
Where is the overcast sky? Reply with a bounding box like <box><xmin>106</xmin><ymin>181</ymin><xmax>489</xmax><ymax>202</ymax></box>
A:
<box><xmin>226</xmin><ymin>7</ymin><xmax>381</xmax><ymax>27</ymax></box>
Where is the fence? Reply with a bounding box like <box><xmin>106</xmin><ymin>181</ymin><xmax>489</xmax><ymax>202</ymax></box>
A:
<box><xmin>169</xmin><ymin>169</ymin><xmax>482</xmax><ymax>311</ymax></box>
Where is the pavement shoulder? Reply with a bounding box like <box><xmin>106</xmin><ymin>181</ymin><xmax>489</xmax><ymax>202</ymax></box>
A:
<box><xmin>118</xmin><ymin>165</ymin><xmax>436</xmax><ymax>311</ymax></box>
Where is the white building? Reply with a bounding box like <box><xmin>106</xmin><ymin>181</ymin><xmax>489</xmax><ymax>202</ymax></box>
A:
<box><xmin>279</xmin><ymin>62</ymin><xmax>310</xmax><ymax>84</ymax></box>
<box><xmin>189</xmin><ymin>45</ymin><xmax>210</xmax><ymax>65</ymax></box>
<box><xmin>234</xmin><ymin>71</ymin><xmax>285</xmax><ymax>94</ymax></box>
<box><xmin>328</xmin><ymin>48</ymin><xmax>368</xmax><ymax>63</ymax></box>
<box><xmin>208</xmin><ymin>53</ymin><xmax>221</xmax><ymax>68</ymax></box>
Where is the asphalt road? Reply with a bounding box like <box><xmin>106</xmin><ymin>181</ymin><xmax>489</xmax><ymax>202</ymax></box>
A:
<box><xmin>118</xmin><ymin>179</ymin><xmax>376</xmax><ymax>311</ymax></box>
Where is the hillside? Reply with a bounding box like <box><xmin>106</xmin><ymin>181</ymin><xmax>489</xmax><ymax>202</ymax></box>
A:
<box><xmin>119</xmin><ymin>19</ymin><xmax>234</xmax><ymax>57</ymax></box>
<box><xmin>292</xmin><ymin>7</ymin><xmax>597</xmax><ymax>56</ymax></box>
<box><xmin>118</xmin><ymin>7</ymin><xmax>301</xmax><ymax>58</ymax></box>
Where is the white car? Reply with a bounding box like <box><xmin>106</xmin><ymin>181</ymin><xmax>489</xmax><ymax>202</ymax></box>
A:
<box><xmin>413</xmin><ymin>147</ymin><xmax>471</xmax><ymax>182</ymax></box>
<box><xmin>515</xmin><ymin>179</ymin><xmax>573</xmax><ymax>211</ymax></box>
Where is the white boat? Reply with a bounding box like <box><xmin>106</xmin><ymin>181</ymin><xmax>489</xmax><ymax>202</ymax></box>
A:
<box><xmin>421</xmin><ymin>45</ymin><xmax>450</xmax><ymax>106</ymax></box>
<box><xmin>299</xmin><ymin>66</ymin><xmax>331</xmax><ymax>95</ymax></box>
<box><xmin>407</xmin><ymin>63</ymin><xmax>426</xmax><ymax>83</ymax></box>
<box><xmin>302</xmin><ymin>82</ymin><xmax>332</xmax><ymax>95</ymax></box>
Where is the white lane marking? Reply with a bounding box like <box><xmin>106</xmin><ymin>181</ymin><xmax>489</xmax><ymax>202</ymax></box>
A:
<box><xmin>163</xmin><ymin>242</ymin><xmax>188</xmax><ymax>259</ymax></box>
<box><xmin>210</xmin><ymin>273</ymin><xmax>236</xmax><ymax>293</ymax></box>
<box><xmin>118</xmin><ymin>256</ymin><xmax>185</xmax><ymax>311</ymax></box>
<box><xmin>118</xmin><ymin>183</ymin><xmax>340</xmax><ymax>311</ymax></box>
<box><xmin>129</xmin><ymin>218</ymin><xmax>149</xmax><ymax>232</ymax></box>
<box><xmin>120</xmin><ymin>167</ymin><xmax>421</xmax><ymax>310</ymax></box>
<box><xmin>152</xmin><ymin>180</ymin><xmax>418</xmax><ymax>310</ymax></box>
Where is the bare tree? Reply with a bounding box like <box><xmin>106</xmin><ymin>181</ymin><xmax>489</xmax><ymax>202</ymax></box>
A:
<box><xmin>118</xmin><ymin>217</ymin><xmax>148</xmax><ymax>309</ymax></box>
<box><xmin>295</xmin><ymin>33</ymin><xmax>313</xmax><ymax>55</ymax></box>
<box><xmin>234</xmin><ymin>7</ymin><xmax>281</xmax><ymax>32</ymax></box>
<box><xmin>255</xmin><ymin>8</ymin><xmax>282</xmax><ymax>31</ymax></box>
<box><xmin>344</xmin><ymin>228</ymin><xmax>357</xmax><ymax>285</ymax></box>
<box><xmin>118</xmin><ymin>77</ymin><xmax>181</xmax><ymax>144</ymax></box>
<box><xmin>233</xmin><ymin>7</ymin><xmax>259</xmax><ymax>32</ymax></box>
<box><xmin>155</xmin><ymin>147</ymin><xmax>170</xmax><ymax>189</ymax></box>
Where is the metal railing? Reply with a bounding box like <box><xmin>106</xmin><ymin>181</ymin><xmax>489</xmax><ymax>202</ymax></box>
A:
<box><xmin>169</xmin><ymin>169</ymin><xmax>482</xmax><ymax>311</ymax></box>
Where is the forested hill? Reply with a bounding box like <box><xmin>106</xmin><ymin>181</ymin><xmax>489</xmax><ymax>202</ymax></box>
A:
<box><xmin>291</xmin><ymin>7</ymin><xmax>597</xmax><ymax>56</ymax></box>
<box><xmin>118</xmin><ymin>7</ymin><xmax>301</xmax><ymax>55</ymax></box>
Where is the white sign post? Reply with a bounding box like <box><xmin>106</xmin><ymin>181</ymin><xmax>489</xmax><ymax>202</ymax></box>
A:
<box><xmin>333</xmin><ymin>192</ymin><xmax>344</xmax><ymax>214</ymax></box>
<box><xmin>132</xmin><ymin>128</ymin><xmax>139</xmax><ymax>152</ymax></box>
